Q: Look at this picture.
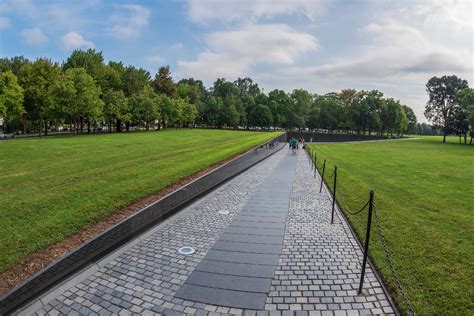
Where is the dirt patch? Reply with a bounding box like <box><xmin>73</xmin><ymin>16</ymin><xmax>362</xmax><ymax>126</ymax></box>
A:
<box><xmin>0</xmin><ymin>152</ymin><xmax>244</xmax><ymax>297</ymax></box>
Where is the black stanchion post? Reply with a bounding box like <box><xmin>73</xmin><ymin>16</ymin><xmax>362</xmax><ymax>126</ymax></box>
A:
<box><xmin>314</xmin><ymin>153</ymin><xmax>317</xmax><ymax>178</ymax></box>
<box><xmin>319</xmin><ymin>159</ymin><xmax>326</xmax><ymax>193</ymax></box>
<box><xmin>358</xmin><ymin>190</ymin><xmax>374</xmax><ymax>295</ymax></box>
<box><xmin>330</xmin><ymin>166</ymin><xmax>337</xmax><ymax>224</ymax></box>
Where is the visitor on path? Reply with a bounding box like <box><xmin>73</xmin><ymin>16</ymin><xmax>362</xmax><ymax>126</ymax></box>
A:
<box><xmin>290</xmin><ymin>137</ymin><xmax>298</xmax><ymax>155</ymax></box>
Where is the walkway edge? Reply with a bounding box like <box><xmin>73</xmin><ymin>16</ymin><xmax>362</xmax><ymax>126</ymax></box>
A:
<box><xmin>0</xmin><ymin>135</ymin><xmax>286</xmax><ymax>315</ymax></box>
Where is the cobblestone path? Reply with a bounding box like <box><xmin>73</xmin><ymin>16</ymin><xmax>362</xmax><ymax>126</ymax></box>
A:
<box><xmin>25</xmin><ymin>148</ymin><xmax>396</xmax><ymax>316</ymax></box>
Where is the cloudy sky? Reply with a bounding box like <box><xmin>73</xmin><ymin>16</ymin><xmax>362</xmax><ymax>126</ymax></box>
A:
<box><xmin>0</xmin><ymin>0</ymin><xmax>473</xmax><ymax>121</ymax></box>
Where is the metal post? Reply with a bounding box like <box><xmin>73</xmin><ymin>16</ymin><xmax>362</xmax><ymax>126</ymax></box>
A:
<box><xmin>319</xmin><ymin>159</ymin><xmax>326</xmax><ymax>193</ymax></box>
<box><xmin>314</xmin><ymin>153</ymin><xmax>317</xmax><ymax>178</ymax></box>
<box><xmin>331</xmin><ymin>166</ymin><xmax>337</xmax><ymax>224</ymax></box>
<box><xmin>358</xmin><ymin>190</ymin><xmax>374</xmax><ymax>294</ymax></box>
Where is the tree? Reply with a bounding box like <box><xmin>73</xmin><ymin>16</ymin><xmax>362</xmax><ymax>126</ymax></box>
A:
<box><xmin>268</xmin><ymin>89</ymin><xmax>291</xmax><ymax>129</ymax></box>
<box><xmin>0</xmin><ymin>70</ymin><xmax>25</xmax><ymax>133</ymax></box>
<box><xmin>129</xmin><ymin>85</ymin><xmax>160</xmax><ymax>130</ymax></box>
<box><xmin>122</xmin><ymin>66</ymin><xmax>151</xmax><ymax>97</ymax></box>
<box><xmin>402</xmin><ymin>105</ymin><xmax>417</xmax><ymax>135</ymax></box>
<box><xmin>424</xmin><ymin>75</ymin><xmax>469</xmax><ymax>142</ymax></box>
<box><xmin>289</xmin><ymin>89</ymin><xmax>312</xmax><ymax>130</ymax></box>
<box><xmin>63</xmin><ymin>49</ymin><xmax>105</xmax><ymax>87</ymax></box>
<box><xmin>456</xmin><ymin>88</ymin><xmax>474</xmax><ymax>144</ymax></box>
<box><xmin>317</xmin><ymin>95</ymin><xmax>344</xmax><ymax>131</ymax></box>
<box><xmin>234</xmin><ymin>77</ymin><xmax>260</xmax><ymax>97</ymax></box>
<box><xmin>177</xmin><ymin>78</ymin><xmax>206</xmax><ymax>124</ymax></box>
<box><xmin>19</xmin><ymin>58</ymin><xmax>61</xmax><ymax>137</ymax></box>
<box><xmin>153</xmin><ymin>66</ymin><xmax>177</xmax><ymax>97</ymax></box>
<box><xmin>102</xmin><ymin>89</ymin><xmax>129</xmax><ymax>132</ymax></box>
<box><xmin>248</xmin><ymin>104</ymin><xmax>272</xmax><ymax>129</ymax></box>
<box><xmin>53</xmin><ymin>68</ymin><xmax>103</xmax><ymax>135</ymax></box>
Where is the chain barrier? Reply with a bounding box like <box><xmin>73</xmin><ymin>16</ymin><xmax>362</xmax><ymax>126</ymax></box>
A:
<box><xmin>307</xmin><ymin>150</ymin><xmax>415</xmax><ymax>314</ymax></box>
<box><xmin>374</xmin><ymin>204</ymin><xmax>416</xmax><ymax>315</ymax></box>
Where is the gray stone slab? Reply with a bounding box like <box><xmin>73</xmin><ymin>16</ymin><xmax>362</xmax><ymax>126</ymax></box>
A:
<box><xmin>195</xmin><ymin>260</ymin><xmax>277</xmax><ymax>278</ymax></box>
<box><xmin>175</xmin><ymin>284</ymin><xmax>267</xmax><ymax>309</ymax></box>
<box><xmin>184</xmin><ymin>271</ymin><xmax>272</xmax><ymax>293</ymax></box>
<box><xmin>219</xmin><ymin>233</ymin><xmax>283</xmax><ymax>244</ymax></box>
<box><xmin>225</xmin><ymin>226</ymin><xmax>285</xmax><ymax>236</ymax></box>
<box><xmin>230</xmin><ymin>220</ymin><xmax>286</xmax><ymax>229</ymax></box>
<box><xmin>205</xmin><ymin>249</ymin><xmax>279</xmax><ymax>265</ymax></box>
<box><xmin>239</xmin><ymin>210</ymin><xmax>288</xmax><ymax>217</ymax></box>
<box><xmin>212</xmin><ymin>240</ymin><xmax>283</xmax><ymax>254</ymax></box>
<box><xmin>233</xmin><ymin>215</ymin><xmax>287</xmax><ymax>223</ymax></box>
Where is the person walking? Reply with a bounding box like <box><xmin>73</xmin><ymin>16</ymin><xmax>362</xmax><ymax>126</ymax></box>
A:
<box><xmin>290</xmin><ymin>137</ymin><xmax>298</xmax><ymax>155</ymax></box>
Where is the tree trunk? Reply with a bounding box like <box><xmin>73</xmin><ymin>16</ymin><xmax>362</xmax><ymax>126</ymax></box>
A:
<box><xmin>443</xmin><ymin>130</ymin><xmax>446</xmax><ymax>143</ymax></box>
<box><xmin>464</xmin><ymin>134</ymin><xmax>467</xmax><ymax>144</ymax></box>
<box><xmin>109</xmin><ymin>120</ymin><xmax>112</xmax><ymax>133</ymax></box>
<box><xmin>116</xmin><ymin>119</ymin><xmax>121</xmax><ymax>132</ymax></box>
<box><xmin>44</xmin><ymin>120</ymin><xmax>48</xmax><ymax>136</ymax></box>
<box><xmin>39</xmin><ymin>115</ymin><xmax>42</xmax><ymax>138</ymax></box>
<box><xmin>23</xmin><ymin>116</ymin><xmax>27</xmax><ymax>135</ymax></box>
<box><xmin>126</xmin><ymin>121</ymin><xmax>130</xmax><ymax>132</ymax></box>
<box><xmin>87</xmin><ymin>121</ymin><xmax>91</xmax><ymax>134</ymax></box>
<box><xmin>80</xmin><ymin>117</ymin><xmax>84</xmax><ymax>134</ymax></box>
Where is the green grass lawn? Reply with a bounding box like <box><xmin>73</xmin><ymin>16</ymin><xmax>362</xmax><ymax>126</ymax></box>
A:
<box><xmin>308</xmin><ymin>138</ymin><xmax>473</xmax><ymax>315</ymax></box>
<box><xmin>0</xmin><ymin>129</ymin><xmax>280</xmax><ymax>272</ymax></box>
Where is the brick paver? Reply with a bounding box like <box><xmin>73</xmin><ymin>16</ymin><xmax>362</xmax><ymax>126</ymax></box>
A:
<box><xmin>26</xmin><ymin>148</ymin><xmax>396</xmax><ymax>315</ymax></box>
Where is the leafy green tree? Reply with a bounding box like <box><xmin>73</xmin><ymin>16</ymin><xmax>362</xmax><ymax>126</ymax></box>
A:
<box><xmin>177</xmin><ymin>78</ymin><xmax>207</xmax><ymax>124</ymax></box>
<box><xmin>0</xmin><ymin>56</ymin><xmax>31</xmax><ymax>76</ymax></box>
<box><xmin>317</xmin><ymin>95</ymin><xmax>344</xmax><ymax>131</ymax></box>
<box><xmin>102</xmin><ymin>89</ymin><xmax>129</xmax><ymax>132</ymax></box>
<box><xmin>425</xmin><ymin>75</ymin><xmax>469</xmax><ymax>142</ymax></box>
<box><xmin>289</xmin><ymin>89</ymin><xmax>312</xmax><ymax>130</ymax></box>
<box><xmin>248</xmin><ymin>103</ymin><xmax>272</xmax><ymax>129</ymax></box>
<box><xmin>268</xmin><ymin>89</ymin><xmax>291</xmax><ymax>129</ymax></box>
<box><xmin>175</xmin><ymin>98</ymin><xmax>197</xmax><ymax>127</ymax></box>
<box><xmin>19</xmin><ymin>58</ymin><xmax>61</xmax><ymax>137</ymax></box>
<box><xmin>234</xmin><ymin>77</ymin><xmax>260</xmax><ymax>97</ymax></box>
<box><xmin>153</xmin><ymin>66</ymin><xmax>177</xmax><ymax>98</ymax></box>
<box><xmin>63</xmin><ymin>49</ymin><xmax>105</xmax><ymax>87</ymax></box>
<box><xmin>0</xmin><ymin>70</ymin><xmax>25</xmax><ymax>133</ymax></box>
<box><xmin>53</xmin><ymin>68</ymin><xmax>103</xmax><ymax>135</ymax></box>
<box><xmin>129</xmin><ymin>85</ymin><xmax>160</xmax><ymax>130</ymax></box>
<box><xmin>402</xmin><ymin>105</ymin><xmax>417</xmax><ymax>135</ymax></box>
<box><xmin>122</xmin><ymin>66</ymin><xmax>151</xmax><ymax>97</ymax></box>
<box><xmin>455</xmin><ymin>88</ymin><xmax>474</xmax><ymax>144</ymax></box>
<box><xmin>158</xmin><ymin>94</ymin><xmax>174</xmax><ymax>129</ymax></box>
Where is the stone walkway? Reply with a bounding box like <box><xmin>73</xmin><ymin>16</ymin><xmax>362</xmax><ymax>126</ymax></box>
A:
<box><xmin>23</xmin><ymin>148</ymin><xmax>396</xmax><ymax>316</ymax></box>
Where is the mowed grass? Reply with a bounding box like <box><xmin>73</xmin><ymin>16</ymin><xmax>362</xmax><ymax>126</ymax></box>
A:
<box><xmin>0</xmin><ymin>129</ymin><xmax>280</xmax><ymax>272</ymax></box>
<box><xmin>309</xmin><ymin>138</ymin><xmax>473</xmax><ymax>315</ymax></box>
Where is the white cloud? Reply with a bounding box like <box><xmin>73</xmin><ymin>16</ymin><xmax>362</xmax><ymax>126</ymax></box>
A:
<box><xmin>0</xmin><ymin>17</ymin><xmax>9</xmax><ymax>29</ymax></box>
<box><xmin>107</xmin><ymin>4</ymin><xmax>150</xmax><ymax>38</ymax></box>
<box><xmin>268</xmin><ymin>0</ymin><xmax>473</xmax><ymax>122</ymax></box>
<box><xmin>21</xmin><ymin>27</ymin><xmax>48</xmax><ymax>45</ymax></box>
<box><xmin>61</xmin><ymin>32</ymin><xmax>94</xmax><ymax>50</ymax></box>
<box><xmin>178</xmin><ymin>24</ymin><xmax>318</xmax><ymax>80</ymax></box>
<box><xmin>188</xmin><ymin>0</ymin><xmax>327</xmax><ymax>23</ymax></box>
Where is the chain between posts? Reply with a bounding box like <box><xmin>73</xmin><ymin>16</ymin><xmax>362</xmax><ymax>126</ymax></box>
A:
<box><xmin>306</xmin><ymin>151</ymin><xmax>414</xmax><ymax>314</ymax></box>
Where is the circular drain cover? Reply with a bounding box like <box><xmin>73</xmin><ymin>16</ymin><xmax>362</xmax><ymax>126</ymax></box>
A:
<box><xmin>218</xmin><ymin>210</ymin><xmax>230</xmax><ymax>215</ymax></box>
<box><xmin>178</xmin><ymin>247</ymin><xmax>195</xmax><ymax>255</ymax></box>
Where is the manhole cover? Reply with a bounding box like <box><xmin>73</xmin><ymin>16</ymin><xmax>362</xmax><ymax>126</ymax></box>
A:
<box><xmin>218</xmin><ymin>210</ymin><xmax>230</xmax><ymax>215</ymax></box>
<box><xmin>178</xmin><ymin>247</ymin><xmax>195</xmax><ymax>255</ymax></box>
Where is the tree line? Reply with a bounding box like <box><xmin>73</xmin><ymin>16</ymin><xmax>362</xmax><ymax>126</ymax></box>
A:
<box><xmin>0</xmin><ymin>49</ymin><xmax>472</xmax><ymax>143</ymax></box>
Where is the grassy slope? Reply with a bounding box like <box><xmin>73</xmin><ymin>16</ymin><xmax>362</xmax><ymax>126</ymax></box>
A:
<box><xmin>0</xmin><ymin>129</ymin><xmax>280</xmax><ymax>272</ymax></box>
<box><xmin>309</xmin><ymin>138</ymin><xmax>473</xmax><ymax>315</ymax></box>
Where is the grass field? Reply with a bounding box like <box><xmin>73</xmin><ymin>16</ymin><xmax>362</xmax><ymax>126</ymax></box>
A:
<box><xmin>309</xmin><ymin>138</ymin><xmax>473</xmax><ymax>315</ymax></box>
<box><xmin>0</xmin><ymin>129</ymin><xmax>279</xmax><ymax>273</ymax></box>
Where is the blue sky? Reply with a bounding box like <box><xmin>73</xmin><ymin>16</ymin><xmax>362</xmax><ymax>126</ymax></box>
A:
<box><xmin>0</xmin><ymin>0</ymin><xmax>473</xmax><ymax>122</ymax></box>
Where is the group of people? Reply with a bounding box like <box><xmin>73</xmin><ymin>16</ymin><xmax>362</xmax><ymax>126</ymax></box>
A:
<box><xmin>288</xmin><ymin>137</ymin><xmax>305</xmax><ymax>155</ymax></box>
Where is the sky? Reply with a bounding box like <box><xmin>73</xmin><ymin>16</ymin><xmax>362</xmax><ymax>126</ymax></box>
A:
<box><xmin>0</xmin><ymin>0</ymin><xmax>473</xmax><ymax>122</ymax></box>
